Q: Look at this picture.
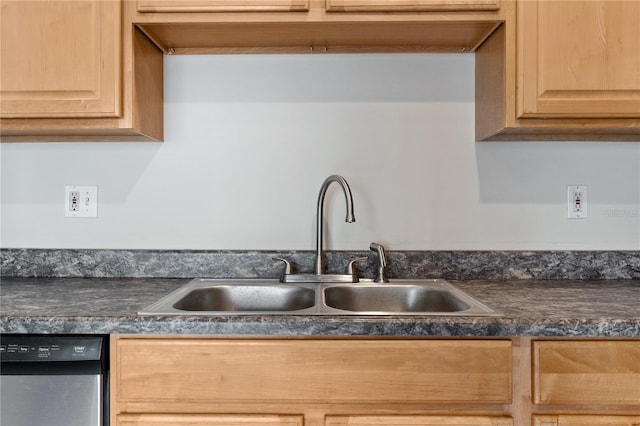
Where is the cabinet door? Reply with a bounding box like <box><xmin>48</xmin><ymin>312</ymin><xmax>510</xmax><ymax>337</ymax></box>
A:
<box><xmin>326</xmin><ymin>0</ymin><xmax>499</xmax><ymax>12</ymax></box>
<box><xmin>532</xmin><ymin>340</ymin><xmax>640</xmax><ymax>405</ymax></box>
<box><xmin>137</xmin><ymin>0</ymin><xmax>309</xmax><ymax>12</ymax></box>
<box><xmin>518</xmin><ymin>0</ymin><xmax>640</xmax><ymax>118</ymax></box>
<box><xmin>117</xmin><ymin>414</ymin><xmax>304</xmax><ymax>426</ymax></box>
<box><xmin>326</xmin><ymin>415</ymin><xmax>513</xmax><ymax>425</ymax></box>
<box><xmin>533</xmin><ymin>415</ymin><xmax>640</xmax><ymax>426</ymax></box>
<box><xmin>0</xmin><ymin>0</ymin><xmax>121</xmax><ymax>118</ymax></box>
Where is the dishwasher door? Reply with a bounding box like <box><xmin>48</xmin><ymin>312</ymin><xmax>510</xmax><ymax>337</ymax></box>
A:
<box><xmin>0</xmin><ymin>335</ymin><xmax>108</xmax><ymax>426</ymax></box>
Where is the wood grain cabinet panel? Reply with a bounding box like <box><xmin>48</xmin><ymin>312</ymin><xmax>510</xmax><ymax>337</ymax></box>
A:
<box><xmin>532</xmin><ymin>340</ymin><xmax>640</xmax><ymax>405</ymax></box>
<box><xmin>114</xmin><ymin>338</ymin><xmax>512</xmax><ymax>405</ymax></box>
<box><xmin>518</xmin><ymin>0</ymin><xmax>640</xmax><ymax>118</ymax></box>
<box><xmin>533</xmin><ymin>415</ymin><xmax>640</xmax><ymax>426</ymax></box>
<box><xmin>326</xmin><ymin>415</ymin><xmax>513</xmax><ymax>425</ymax></box>
<box><xmin>137</xmin><ymin>0</ymin><xmax>309</xmax><ymax>12</ymax></box>
<box><xmin>0</xmin><ymin>0</ymin><xmax>120</xmax><ymax>118</ymax></box>
<box><xmin>1</xmin><ymin>1</ymin><xmax>163</xmax><ymax>141</ymax></box>
<box><xmin>117</xmin><ymin>414</ymin><xmax>304</xmax><ymax>426</ymax></box>
<box><xmin>326</xmin><ymin>0</ymin><xmax>499</xmax><ymax>12</ymax></box>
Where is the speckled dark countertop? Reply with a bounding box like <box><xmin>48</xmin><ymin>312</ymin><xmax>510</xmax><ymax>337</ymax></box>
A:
<box><xmin>1</xmin><ymin>277</ymin><xmax>638</xmax><ymax>337</ymax></box>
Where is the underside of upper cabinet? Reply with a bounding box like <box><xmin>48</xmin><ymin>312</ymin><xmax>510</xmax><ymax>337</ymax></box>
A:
<box><xmin>133</xmin><ymin>0</ymin><xmax>502</xmax><ymax>55</ymax></box>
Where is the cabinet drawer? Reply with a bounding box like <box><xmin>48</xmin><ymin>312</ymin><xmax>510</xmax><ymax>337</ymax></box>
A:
<box><xmin>326</xmin><ymin>0</ymin><xmax>499</xmax><ymax>12</ymax></box>
<box><xmin>115</xmin><ymin>338</ymin><xmax>512</xmax><ymax>405</ymax></box>
<box><xmin>533</xmin><ymin>340</ymin><xmax>640</xmax><ymax>405</ymax></box>
<box><xmin>533</xmin><ymin>415</ymin><xmax>640</xmax><ymax>426</ymax></box>
<box><xmin>117</xmin><ymin>414</ymin><xmax>304</xmax><ymax>426</ymax></box>
<box><xmin>326</xmin><ymin>415</ymin><xmax>513</xmax><ymax>425</ymax></box>
<box><xmin>137</xmin><ymin>0</ymin><xmax>309</xmax><ymax>12</ymax></box>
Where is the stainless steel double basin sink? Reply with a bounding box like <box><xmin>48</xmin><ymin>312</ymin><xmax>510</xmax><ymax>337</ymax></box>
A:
<box><xmin>140</xmin><ymin>278</ymin><xmax>498</xmax><ymax>316</ymax></box>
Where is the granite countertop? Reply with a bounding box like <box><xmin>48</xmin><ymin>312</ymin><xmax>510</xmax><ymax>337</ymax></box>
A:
<box><xmin>1</xmin><ymin>277</ymin><xmax>639</xmax><ymax>337</ymax></box>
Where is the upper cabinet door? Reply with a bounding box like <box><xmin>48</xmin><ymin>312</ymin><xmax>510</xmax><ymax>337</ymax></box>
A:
<box><xmin>137</xmin><ymin>0</ymin><xmax>309</xmax><ymax>12</ymax></box>
<box><xmin>326</xmin><ymin>0</ymin><xmax>500</xmax><ymax>12</ymax></box>
<box><xmin>518</xmin><ymin>0</ymin><xmax>640</xmax><ymax>118</ymax></box>
<box><xmin>0</xmin><ymin>0</ymin><xmax>121</xmax><ymax>118</ymax></box>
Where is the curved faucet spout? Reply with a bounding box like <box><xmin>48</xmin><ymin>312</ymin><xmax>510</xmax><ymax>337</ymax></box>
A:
<box><xmin>315</xmin><ymin>175</ymin><xmax>355</xmax><ymax>275</ymax></box>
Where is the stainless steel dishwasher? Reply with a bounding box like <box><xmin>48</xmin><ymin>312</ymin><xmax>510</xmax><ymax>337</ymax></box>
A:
<box><xmin>0</xmin><ymin>334</ymin><xmax>109</xmax><ymax>426</ymax></box>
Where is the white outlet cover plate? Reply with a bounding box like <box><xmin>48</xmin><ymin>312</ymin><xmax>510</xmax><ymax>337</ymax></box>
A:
<box><xmin>65</xmin><ymin>186</ymin><xmax>98</xmax><ymax>218</ymax></box>
<box><xmin>567</xmin><ymin>185</ymin><xmax>587</xmax><ymax>219</ymax></box>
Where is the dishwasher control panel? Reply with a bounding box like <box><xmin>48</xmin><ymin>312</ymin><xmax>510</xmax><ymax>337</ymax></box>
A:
<box><xmin>0</xmin><ymin>335</ymin><xmax>103</xmax><ymax>361</ymax></box>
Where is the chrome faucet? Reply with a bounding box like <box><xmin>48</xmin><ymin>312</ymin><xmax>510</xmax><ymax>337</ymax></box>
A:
<box><xmin>273</xmin><ymin>174</ymin><xmax>360</xmax><ymax>283</ymax></box>
<box><xmin>315</xmin><ymin>175</ymin><xmax>355</xmax><ymax>275</ymax></box>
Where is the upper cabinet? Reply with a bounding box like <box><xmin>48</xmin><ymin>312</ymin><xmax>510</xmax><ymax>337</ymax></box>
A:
<box><xmin>476</xmin><ymin>0</ymin><xmax>640</xmax><ymax>141</ymax></box>
<box><xmin>0</xmin><ymin>1</ymin><xmax>120</xmax><ymax>118</ymax></box>
<box><xmin>519</xmin><ymin>0</ymin><xmax>640</xmax><ymax>119</ymax></box>
<box><xmin>0</xmin><ymin>0</ymin><xmax>163</xmax><ymax>142</ymax></box>
<box><xmin>326</xmin><ymin>0</ymin><xmax>499</xmax><ymax>12</ymax></box>
<box><xmin>3</xmin><ymin>0</ymin><xmax>638</xmax><ymax>142</ymax></box>
<box><xmin>137</xmin><ymin>0</ymin><xmax>309</xmax><ymax>12</ymax></box>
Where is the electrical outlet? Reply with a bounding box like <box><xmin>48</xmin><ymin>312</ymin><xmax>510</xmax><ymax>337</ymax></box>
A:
<box><xmin>567</xmin><ymin>185</ymin><xmax>587</xmax><ymax>219</ymax></box>
<box><xmin>65</xmin><ymin>186</ymin><xmax>98</xmax><ymax>218</ymax></box>
<box><xmin>69</xmin><ymin>191</ymin><xmax>80</xmax><ymax>211</ymax></box>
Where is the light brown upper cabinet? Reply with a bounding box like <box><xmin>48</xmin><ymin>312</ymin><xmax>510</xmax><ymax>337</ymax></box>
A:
<box><xmin>476</xmin><ymin>0</ymin><xmax>640</xmax><ymax>141</ymax></box>
<box><xmin>326</xmin><ymin>0</ymin><xmax>499</xmax><ymax>12</ymax></box>
<box><xmin>0</xmin><ymin>1</ymin><xmax>120</xmax><ymax>118</ymax></box>
<box><xmin>519</xmin><ymin>0</ymin><xmax>640</xmax><ymax>119</ymax></box>
<box><xmin>137</xmin><ymin>0</ymin><xmax>309</xmax><ymax>12</ymax></box>
<box><xmin>0</xmin><ymin>0</ymin><xmax>163</xmax><ymax>142</ymax></box>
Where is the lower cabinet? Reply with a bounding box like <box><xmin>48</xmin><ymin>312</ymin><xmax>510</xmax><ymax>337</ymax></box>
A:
<box><xmin>111</xmin><ymin>337</ymin><xmax>513</xmax><ymax>426</ymax></box>
<box><xmin>111</xmin><ymin>336</ymin><xmax>640</xmax><ymax>426</ymax></box>
<box><xmin>532</xmin><ymin>340</ymin><xmax>640</xmax><ymax>405</ymax></box>
<box><xmin>530</xmin><ymin>340</ymin><xmax>640</xmax><ymax>426</ymax></box>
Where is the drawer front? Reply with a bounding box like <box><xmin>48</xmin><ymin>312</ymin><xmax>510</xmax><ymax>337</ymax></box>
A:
<box><xmin>533</xmin><ymin>340</ymin><xmax>640</xmax><ymax>405</ymax></box>
<box><xmin>115</xmin><ymin>338</ymin><xmax>512</xmax><ymax>405</ymax></box>
<box><xmin>137</xmin><ymin>0</ymin><xmax>309</xmax><ymax>12</ymax></box>
<box><xmin>326</xmin><ymin>0</ymin><xmax>499</xmax><ymax>12</ymax></box>
<box><xmin>533</xmin><ymin>415</ymin><xmax>640</xmax><ymax>426</ymax></box>
<box><xmin>326</xmin><ymin>415</ymin><xmax>513</xmax><ymax>425</ymax></box>
<box><xmin>117</xmin><ymin>414</ymin><xmax>304</xmax><ymax>426</ymax></box>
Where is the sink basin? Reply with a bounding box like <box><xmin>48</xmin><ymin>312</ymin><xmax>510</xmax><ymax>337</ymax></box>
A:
<box><xmin>173</xmin><ymin>285</ymin><xmax>316</xmax><ymax>312</ymax></box>
<box><xmin>323</xmin><ymin>285</ymin><xmax>470</xmax><ymax>313</ymax></box>
<box><xmin>139</xmin><ymin>278</ymin><xmax>498</xmax><ymax>316</ymax></box>
<box><xmin>140</xmin><ymin>279</ymin><xmax>318</xmax><ymax>314</ymax></box>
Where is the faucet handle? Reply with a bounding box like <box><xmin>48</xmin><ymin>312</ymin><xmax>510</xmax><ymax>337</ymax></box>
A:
<box><xmin>369</xmin><ymin>242</ymin><xmax>390</xmax><ymax>283</ymax></box>
<box><xmin>272</xmin><ymin>257</ymin><xmax>293</xmax><ymax>280</ymax></box>
<box><xmin>345</xmin><ymin>257</ymin><xmax>368</xmax><ymax>276</ymax></box>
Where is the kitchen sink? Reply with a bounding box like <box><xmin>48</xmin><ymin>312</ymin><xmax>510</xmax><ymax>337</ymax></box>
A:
<box><xmin>139</xmin><ymin>278</ymin><xmax>498</xmax><ymax>316</ymax></box>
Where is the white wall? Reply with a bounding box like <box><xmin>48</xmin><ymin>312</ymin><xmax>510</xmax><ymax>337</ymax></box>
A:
<box><xmin>1</xmin><ymin>54</ymin><xmax>639</xmax><ymax>250</ymax></box>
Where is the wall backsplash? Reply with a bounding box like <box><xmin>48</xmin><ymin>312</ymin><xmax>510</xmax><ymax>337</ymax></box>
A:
<box><xmin>2</xmin><ymin>249</ymin><xmax>638</xmax><ymax>280</ymax></box>
<box><xmin>1</xmin><ymin>54</ymin><xmax>639</xmax><ymax>251</ymax></box>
